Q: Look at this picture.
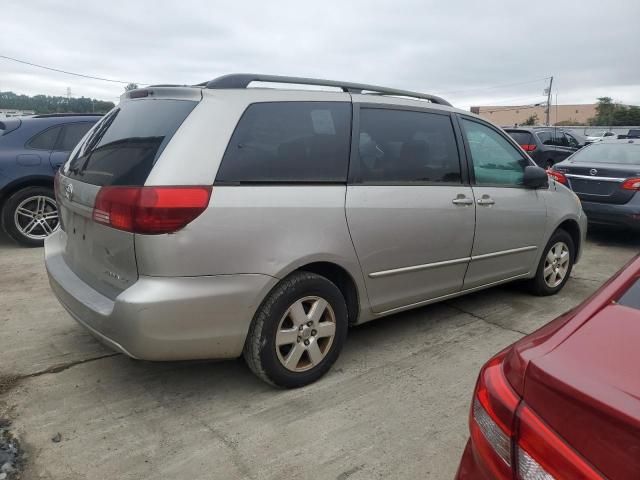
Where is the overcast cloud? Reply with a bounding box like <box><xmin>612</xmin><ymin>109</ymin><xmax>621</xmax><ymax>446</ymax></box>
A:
<box><xmin>2</xmin><ymin>0</ymin><xmax>639</xmax><ymax>110</ymax></box>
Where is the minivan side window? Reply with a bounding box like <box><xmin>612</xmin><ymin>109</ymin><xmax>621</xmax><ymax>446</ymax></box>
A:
<box><xmin>357</xmin><ymin>108</ymin><xmax>461</xmax><ymax>184</ymax></box>
<box><xmin>461</xmin><ymin>119</ymin><xmax>528</xmax><ymax>186</ymax></box>
<box><xmin>216</xmin><ymin>102</ymin><xmax>351</xmax><ymax>183</ymax></box>
<box><xmin>27</xmin><ymin>125</ymin><xmax>63</xmax><ymax>150</ymax></box>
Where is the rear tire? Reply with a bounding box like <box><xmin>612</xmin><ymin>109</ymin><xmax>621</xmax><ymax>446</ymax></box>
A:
<box><xmin>243</xmin><ymin>271</ymin><xmax>348</xmax><ymax>388</ymax></box>
<box><xmin>526</xmin><ymin>229</ymin><xmax>575</xmax><ymax>296</ymax></box>
<box><xmin>1</xmin><ymin>186</ymin><xmax>59</xmax><ymax>247</ymax></box>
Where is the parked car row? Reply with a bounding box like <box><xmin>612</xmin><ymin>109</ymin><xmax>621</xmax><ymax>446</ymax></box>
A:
<box><xmin>5</xmin><ymin>75</ymin><xmax>638</xmax><ymax>478</ymax></box>
<box><xmin>504</xmin><ymin>127</ymin><xmax>585</xmax><ymax>168</ymax></box>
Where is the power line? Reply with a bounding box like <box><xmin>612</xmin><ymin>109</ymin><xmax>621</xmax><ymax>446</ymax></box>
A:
<box><xmin>435</xmin><ymin>76</ymin><xmax>552</xmax><ymax>96</ymax></box>
<box><xmin>0</xmin><ymin>54</ymin><xmax>148</xmax><ymax>85</ymax></box>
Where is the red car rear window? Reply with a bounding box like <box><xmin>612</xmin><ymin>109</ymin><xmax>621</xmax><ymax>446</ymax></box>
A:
<box><xmin>619</xmin><ymin>278</ymin><xmax>640</xmax><ymax>310</ymax></box>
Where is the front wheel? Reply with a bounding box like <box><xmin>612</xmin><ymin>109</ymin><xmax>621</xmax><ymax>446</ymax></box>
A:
<box><xmin>1</xmin><ymin>186</ymin><xmax>59</xmax><ymax>247</ymax></box>
<box><xmin>243</xmin><ymin>271</ymin><xmax>348</xmax><ymax>388</ymax></box>
<box><xmin>526</xmin><ymin>229</ymin><xmax>575</xmax><ymax>296</ymax></box>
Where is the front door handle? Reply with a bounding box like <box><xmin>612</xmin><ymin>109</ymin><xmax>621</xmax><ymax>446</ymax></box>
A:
<box><xmin>477</xmin><ymin>195</ymin><xmax>495</xmax><ymax>206</ymax></box>
<box><xmin>452</xmin><ymin>194</ymin><xmax>474</xmax><ymax>206</ymax></box>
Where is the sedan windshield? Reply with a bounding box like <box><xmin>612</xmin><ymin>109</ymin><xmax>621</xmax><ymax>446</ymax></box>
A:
<box><xmin>570</xmin><ymin>143</ymin><xmax>640</xmax><ymax>165</ymax></box>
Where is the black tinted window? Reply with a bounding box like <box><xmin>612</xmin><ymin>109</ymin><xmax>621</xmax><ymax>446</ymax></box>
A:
<box><xmin>565</xmin><ymin>133</ymin><xmax>579</xmax><ymax>148</ymax></box>
<box><xmin>28</xmin><ymin>125</ymin><xmax>62</xmax><ymax>150</ymax></box>
<box><xmin>58</xmin><ymin>122</ymin><xmax>93</xmax><ymax>151</ymax></box>
<box><xmin>64</xmin><ymin>100</ymin><xmax>197</xmax><ymax>186</ymax></box>
<box><xmin>357</xmin><ymin>108</ymin><xmax>461</xmax><ymax>183</ymax></box>
<box><xmin>507</xmin><ymin>131</ymin><xmax>534</xmax><ymax>145</ymax></box>
<box><xmin>216</xmin><ymin>102</ymin><xmax>351</xmax><ymax>183</ymax></box>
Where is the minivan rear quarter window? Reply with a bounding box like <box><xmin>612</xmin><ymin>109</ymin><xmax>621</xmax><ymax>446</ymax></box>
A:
<box><xmin>357</xmin><ymin>108</ymin><xmax>461</xmax><ymax>183</ymax></box>
<box><xmin>63</xmin><ymin>99</ymin><xmax>197</xmax><ymax>186</ymax></box>
<box><xmin>216</xmin><ymin>102</ymin><xmax>351</xmax><ymax>183</ymax></box>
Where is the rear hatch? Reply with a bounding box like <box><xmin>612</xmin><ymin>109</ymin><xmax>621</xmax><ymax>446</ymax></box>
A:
<box><xmin>56</xmin><ymin>93</ymin><xmax>199</xmax><ymax>299</ymax></box>
<box><xmin>554</xmin><ymin>142</ymin><xmax>640</xmax><ymax>204</ymax></box>
<box><xmin>523</xmin><ymin>285</ymin><xmax>640</xmax><ymax>479</ymax></box>
<box><xmin>505</xmin><ymin>129</ymin><xmax>536</xmax><ymax>152</ymax></box>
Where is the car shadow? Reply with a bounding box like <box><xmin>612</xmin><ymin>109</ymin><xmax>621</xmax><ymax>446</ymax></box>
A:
<box><xmin>587</xmin><ymin>225</ymin><xmax>640</xmax><ymax>248</ymax></box>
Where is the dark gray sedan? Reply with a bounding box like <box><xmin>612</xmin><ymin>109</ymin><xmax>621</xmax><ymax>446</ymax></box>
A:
<box><xmin>551</xmin><ymin>139</ymin><xmax>640</xmax><ymax>231</ymax></box>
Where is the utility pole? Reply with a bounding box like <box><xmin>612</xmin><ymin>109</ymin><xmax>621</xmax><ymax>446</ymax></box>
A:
<box><xmin>545</xmin><ymin>76</ymin><xmax>553</xmax><ymax>126</ymax></box>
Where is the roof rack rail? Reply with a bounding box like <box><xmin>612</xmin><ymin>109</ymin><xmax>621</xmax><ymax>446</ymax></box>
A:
<box><xmin>32</xmin><ymin>113</ymin><xmax>104</xmax><ymax>118</ymax></box>
<box><xmin>202</xmin><ymin>74</ymin><xmax>452</xmax><ymax>106</ymax></box>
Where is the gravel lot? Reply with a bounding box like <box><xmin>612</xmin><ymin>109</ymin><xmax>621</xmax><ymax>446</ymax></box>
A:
<box><xmin>0</xmin><ymin>228</ymin><xmax>638</xmax><ymax>480</ymax></box>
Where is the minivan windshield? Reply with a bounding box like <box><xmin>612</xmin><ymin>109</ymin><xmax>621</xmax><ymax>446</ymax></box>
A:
<box><xmin>569</xmin><ymin>142</ymin><xmax>640</xmax><ymax>165</ymax></box>
<box><xmin>63</xmin><ymin>99</ymin><xmax>197</xmax><ymax>186</ymax></box>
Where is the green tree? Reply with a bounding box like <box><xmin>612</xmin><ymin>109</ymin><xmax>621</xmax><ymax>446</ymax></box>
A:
<box><xmin>522</xmin><ymin>113</ymin><xmax>539</xmax><ymax>126</ymax></box>
<box><xmin>124</xmin><ymin>83</ymin><xmax>139</xmax><ymax>92</ymax></box>
<box><xmin>0</xmin><ymin>91</ymin><xmax>114</xmax><ymax>114</ymax></box>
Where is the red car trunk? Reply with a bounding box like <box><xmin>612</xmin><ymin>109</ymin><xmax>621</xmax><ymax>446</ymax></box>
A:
<box><xmin>523</xmin><ymin>303</ymin><xmax>640</xmax><ymax>479</ymax></box>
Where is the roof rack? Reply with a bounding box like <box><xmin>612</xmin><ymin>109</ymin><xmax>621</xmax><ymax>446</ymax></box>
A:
<box><xmin>201</xmin><ymin>74</ymin><xmax>452</xmax><ymax>106</ymax></box>
<box><xmin>32</xmin><ymin>113</ymin><xmax>104</xmax><ymax>118</ymax></box>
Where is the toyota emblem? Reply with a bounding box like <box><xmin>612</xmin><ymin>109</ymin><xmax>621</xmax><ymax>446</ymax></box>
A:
<box><xmin>64</xmin><ymin>182</ymin><xmax>74</xmax><ymax>201</ymax></box>
<box><xmin>589</xmin><ymin>168</ymin><xmax>598</xmax><ymax>176</ymax></box>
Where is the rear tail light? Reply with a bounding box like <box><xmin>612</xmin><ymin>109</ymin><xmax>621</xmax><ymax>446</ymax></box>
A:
<box><xmin>517</xmin><ymin>405</ymin><xmax>603</xmax><ymax>479</ymax></box>
<box><xmin>521</xmin><ymin>144</ymin><xmax>537</xmax><ymax>152</ymax></box>
<box><xmin>470</xmin><ymin>351</ymin><xmax>519</xmax><ymax>479</ymax></box>
<box><xmin>547</xmin><ymin>169</ymin><xmax>567</xmax><ymax>185</ymax></box>
<box><xmin>469</xmin><ymin>350</ymin><xmax>604</xmax><ymax>480</ymax></box>
<box><xmin>621</xmin><ymin>177</ymin><xmax>640</xmax><ymax>190</ymax></box>
<box><xmin>93</xmin><ymin>186</ymin><xmax>212</xmax><ymax>234</ymax></box>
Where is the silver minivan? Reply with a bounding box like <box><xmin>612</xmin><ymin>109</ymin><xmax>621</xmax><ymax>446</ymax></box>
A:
<box><xmin>45</xmin><ymin>74</ymin><xmax>586</xmax><ymax>387</ymax></box>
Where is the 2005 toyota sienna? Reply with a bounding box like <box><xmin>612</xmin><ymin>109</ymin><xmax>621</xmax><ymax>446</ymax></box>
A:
<box><xmin>45</xmin><ymin>74</ymin><xmax>587</xmax><ymax>387</ymax></box>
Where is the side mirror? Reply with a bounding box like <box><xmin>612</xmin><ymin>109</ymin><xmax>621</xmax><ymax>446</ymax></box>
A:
<box><xmin>523</xmin><ymin>165</ymin><xmax>549</xmax><ymax>189</ymax></box>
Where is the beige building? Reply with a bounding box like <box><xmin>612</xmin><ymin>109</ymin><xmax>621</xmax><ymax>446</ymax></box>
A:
<box><xmin>470</xmin><ymin>104</ymin><xmax>597</xmax><ymax>126</ymax></box>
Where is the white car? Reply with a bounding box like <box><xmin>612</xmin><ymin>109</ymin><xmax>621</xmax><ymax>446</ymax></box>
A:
<box><xmin>585</xmin><ymin>130</ymin><xmax>616</xmax><ymax>143</ymax></box>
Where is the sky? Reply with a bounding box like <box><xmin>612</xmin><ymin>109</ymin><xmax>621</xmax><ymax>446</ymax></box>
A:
<box><xmin>2</xmin><ymin>0</ymin><xmax>639</xmax><ymax>111</ymax></box>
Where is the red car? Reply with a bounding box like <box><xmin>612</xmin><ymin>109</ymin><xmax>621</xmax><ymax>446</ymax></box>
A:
<box><xmin>456</xmin><ymin>254</ymin><xmax>640</xmax><ymax>480</ymax></box>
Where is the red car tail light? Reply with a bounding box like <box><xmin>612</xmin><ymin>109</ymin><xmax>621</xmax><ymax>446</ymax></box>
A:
<box><xmin>469</xmin><ymin>351</ymin><xmax>520</xmax><ymax>479</ymax></box>
<box><xmin>517</xmin><ymin>405</ymin><xmax>604</xmax><ymax>479</ymax></box>
<box><xmin>547</xmin><ymin>169</ymin><xmax>568</xmax><ymax>185</ymax></box>
<box><xmin>521</xmin><ymin>144</ymin><xmax>537</xmax><ymax>152</ymax></box>
<box><xmin>93</xmin><ymin>186</ymin><xmax>212</xmax><ymax>234</ymax></box>
<box><xmin>468</xmin><ymin>349</ymin><xmax>604</xmax><ymax>480</ymax></box>
<box><xmin>621</xmin><ymin>177</ymin><xmax>640</xmax><ymax>190</ymax></box>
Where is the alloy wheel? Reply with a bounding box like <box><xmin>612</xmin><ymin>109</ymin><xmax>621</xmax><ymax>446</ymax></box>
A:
<box><xmin>543</xmin><ymin>241</ymin><xmax>570</xmax><ymax>288</ymax></box>
<box><xmin>13</xmin><ymin>195</ymin><xmax>59</xmax><ymax>240</ymax></box>
<box><xmin>275</xmin><ymin>296</ymin><xmax>337</xmax><ymax>372</ymax></box>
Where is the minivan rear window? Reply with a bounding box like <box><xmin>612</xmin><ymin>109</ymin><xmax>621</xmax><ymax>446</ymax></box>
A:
<box><xmin>216</xmin><ymin>102</ymin><xmax>351</xmax><ymax>183</ymax></box>
<box><xmin>506</xmin><ymin>131</ymin><xmax>534</xmax><ymax>146</ymax></box>
<box><xmin>63</xmin><ymin>99</ymin><xmax>197</xmax><ymax>186</ymax></box>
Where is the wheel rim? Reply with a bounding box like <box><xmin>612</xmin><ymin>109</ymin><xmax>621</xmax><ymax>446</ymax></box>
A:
<box><xmin>275</xmin><ymin>296</ymin><xmax>337</xmax><ymax>372</ymax></box>
<box><xmin>14</xmin><ymin>195</ymin><xmax>59</xmax><ymax>240</ymax></box>
<box><xmin>543</xmin><ymin>241</ymin><xmax>570</xmax><ymax>288</ymax></box>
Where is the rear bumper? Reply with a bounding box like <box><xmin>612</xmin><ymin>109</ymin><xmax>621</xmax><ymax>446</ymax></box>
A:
<box><xmin>455</xmin><ymin>440</ymin><xmax>491</xmax><ymax>480</ymax></box>
<box><xmin>45</xmin><ymin>230</ymin><xmax>277</xmax><ymax>361</ymax></box>
<box><xmin>581</xmin><ymin>194</ymin><xmax>640</xmax><ymax>230</ymax></box>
